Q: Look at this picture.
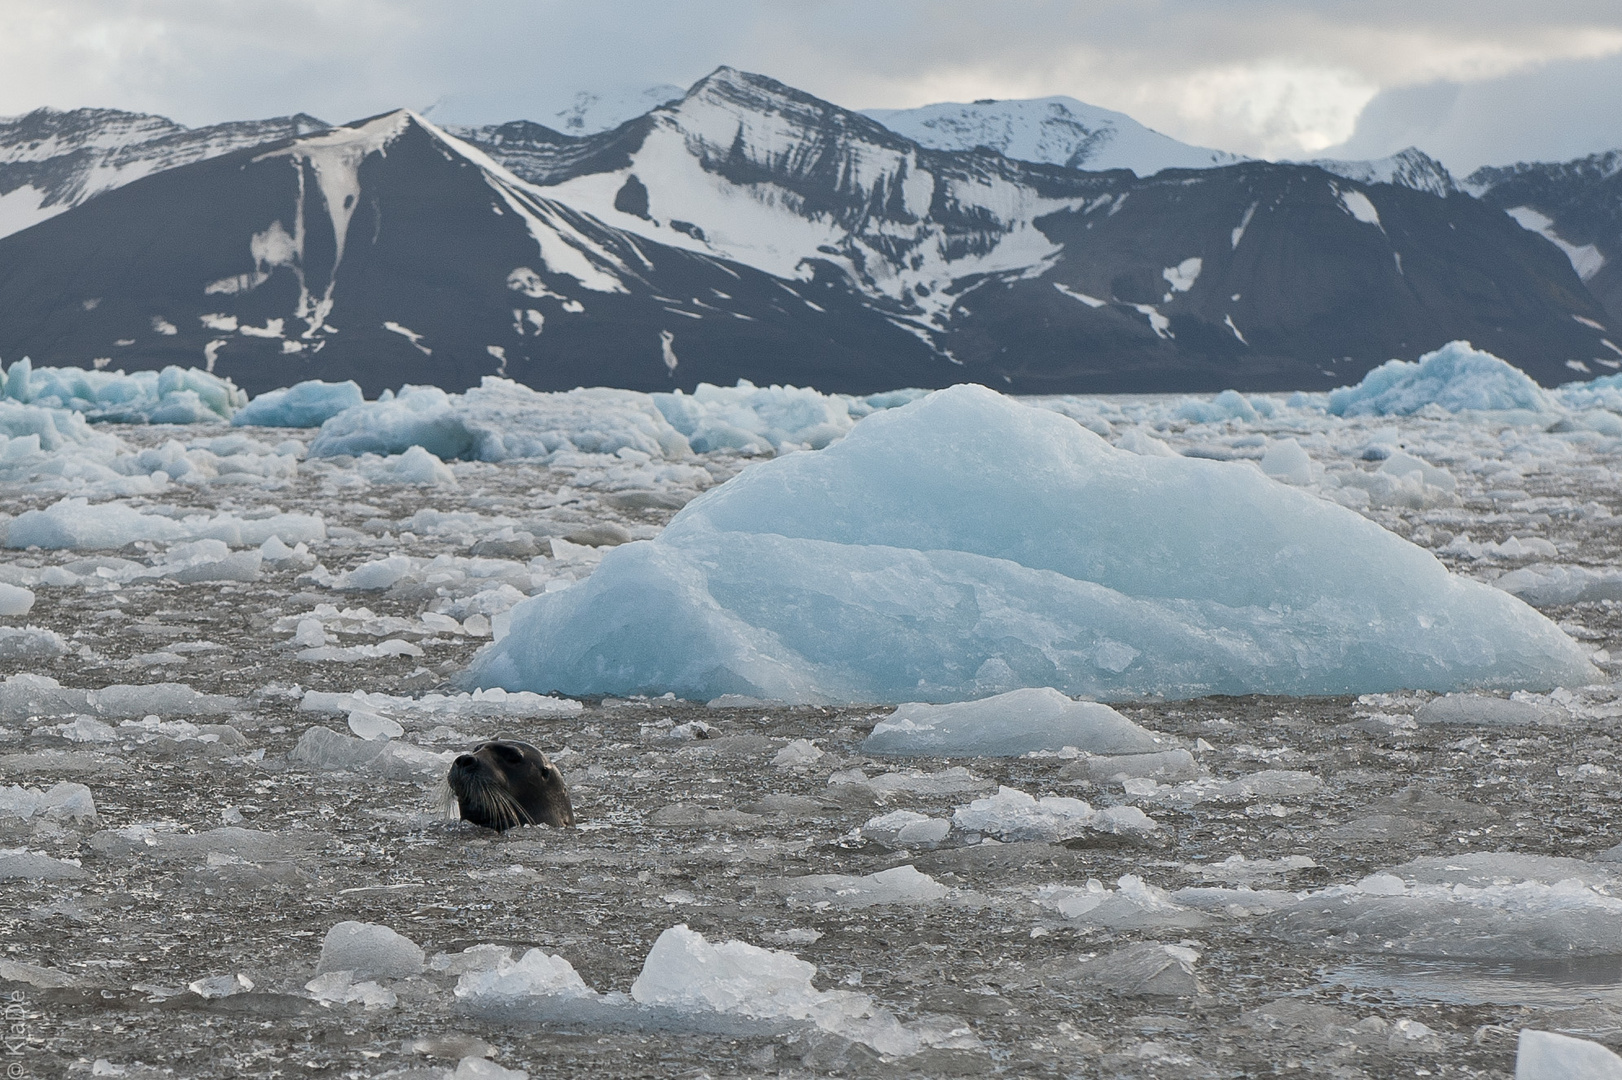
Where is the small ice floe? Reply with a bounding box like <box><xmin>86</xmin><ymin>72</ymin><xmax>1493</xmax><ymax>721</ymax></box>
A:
<box><xmin>0</xmin><ymin>626</ymin><xmax>66</xmax><ymax>661</ymax></box>
<box><xmin>862</xmin><ymin>687</ymin><xmax>1164</xmax><ymax>757</ymax></box>
<box><xmin>455</xmin><ymin>923</ymin><xmax>977</xmax><ymax>1057</ymax></box>
<box><xmin>1496</xmin><ymin>563</ymin><xmax>1622</xmax><ymax>605</ymax></box>
<box><xmin>829</xmin><ymin>767</ymin><xmax>991</xmax><ymax>800</ymax></box>
<box><xmin>777</xmin><ymin>865</ymin><xmax>951</xmax><ymax>908</ymax></box>
<box><xmin>5</xmin><ymin>496</ymin><xmax>323</xmax><ymax>551</ymax></box>
<box><xmin>1049</xmin><ymin>942</ymin><xmax>1202</xmax><ymax>998</ymax></box>
<box><xmin>0</xmin><ymin>674</ymin><xmax>237</xmax><ymax>720</ymax></box>
<box><xmin>1033</xmin><ymin>877</ymin><xmax>1206</xmax><ymax>930</ymax></box>
<box><xmin>772</xmin><ymin>738</ymin><xmax>823</xmax><ymax>767</ymax></box>
<box><xmin>1516</xmin><ymin>1029</ymin><xmax>1622</xmax><ymax>1079</ymax></box>
<box><xmin>1060</xmin><ymin>748</ymin><xmax>1199</xmax><ymax>784</ymax></box>
<box><xmin>1122</xmin><ymin>769</ymin><xmax>1321</xmax><ymax>805</ymax></box>
<box><xmin>0</xmin><ymin>849</ymin><xmax>87</xmax><ymax>880</ymax></box>
<box><xmin>188</xmin><ymin>973</ymin><xmax>254</xmax><ymax>999</ymax></box>
<box><xmin>1268</xmin><ymin>853</ymin><xmax>1622</xmax><ymax>960</ymax></box>
<box><xmin>300</xmin><ymin>687</ymin><xmax>581</xmax><ymax>722</ymax></box>
<box><xmin>859</xmin><ymin>810</ymin><xmax>950</xmax><ymax>848</ymax></box>
<box><xmin>953</xmin><ymin>785</ymin><xmax>1159</xmax><ymax>842</ymax></box>
<box><xmin>0</xmin><ymin>781</ymin><xmax>96</xmax><ymax>822</ymax></box>
<box><xmin>317</xmin><ymin>921</ymin><xmax>425</xmax><ymax>980</ymax></box>
<box><xmin>290</xmin><ymin>726</ymin><xmax>454</xmax><ymax>781</ymax></box>
<box><xmin>1413</xmin><ymin>693</ymin><xmax>1565</xmax><ymax>727</ymax></box>
<box><xmin>0</xmin><ymin>580</ymin><xmax>34</xmax><ymax>615</ymax></box>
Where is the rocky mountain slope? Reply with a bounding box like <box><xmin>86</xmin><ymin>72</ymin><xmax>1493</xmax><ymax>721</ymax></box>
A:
<box><xmin>0</xmin><ymin>107</ymin><xmax>328</xmax><ymax>239</ymax></box>
<box><xmin>0</xmin><ymin>71</ymin><xmax>1615</xmax><ymax>394</ymax></box>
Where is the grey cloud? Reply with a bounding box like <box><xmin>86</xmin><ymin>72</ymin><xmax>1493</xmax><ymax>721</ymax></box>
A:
<box><xmin>1320</xmin><ymin>54</ymin><xmax>1622</xmax><ymax>172</ymax></box>
<box><xmin>0</xmin><ymin>0</ymin><xmax>1616</xmax><ymax>165</ymax></box>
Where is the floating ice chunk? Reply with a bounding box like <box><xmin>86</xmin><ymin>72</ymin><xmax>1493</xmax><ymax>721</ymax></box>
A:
<box><xmin>1175</xmin><ymin>389</ymin><xmax>1259</xmax><ymax>424</ymax></box>
<box><xmin>452</xmin><ymin>1058</ymin><xmax>528</xmax><ymax>1080</ymax></box>
<box><xmin>1</xmin><ymin>358</ymin><xmax>246</xmax><ymax>423</ymax></box>
<box><xmin>348</xmin><ymin>710</ymin><xmax>403</xmax><ymax>741</ymax></box>
<box><xmin>1141</xmin><ymin>769</ymin><xmax>1322</xmax><ymax>805</ymax></box>
<box><xmin>5</xmin><ymin>497</ymin><xmax>324</xmax><ymax>550</ymax></box>
<box><xmin>290</xmin><ymin>726</ymin><xmax>386</xmax><ymax>771</ymax></box>
<box><xmin>953</xmin><ymin>785</ymin><xmax>1158</xmax><ymax>841</ymax></box>
<box><xmin>1328</xmin><ymin>341</ymin><xmax>1557</xmax><ymax>416</ymax></box>
<box><xmin>0</xmin><ymin>675</ymin><xmax>235</xmax><ymax>719</ymax></box>
<box><xmin>1260</xmin><ymin>438</ymin><xmax>1312</xmax><ymax>485</ymax></box>
<box><xmin>1061</xmin><ymin>749</ymin><xmax>1199</xmax><ymax>783</ymax></box>
<box><xmin>296</xmin><ymin>639</ymin><xmax>423</xmax><ymax>662</ymax></box>
<box><xmin>1065</xmin><ymin>942</ymin><xmax>1201</xmax><ymax>997</ymax></box>
<box><xmin>308</xmin><ymin>380</ymin><xmax>694</xmax><ymax>462</ymax></box>
<box><xmin>155</xmin><ymin>539</ymin><xmax>262</xmax><ymax>583</ymax></box>
<box><xmin>1270</xmin><ymin>853</ymin><xmax>1622</xmax><ymax>959</ymax></box>
<box><xmin>833</xmin><ymin>766</ymin><xmax>990</xmax><ymax>798</ymax></box>
<box><xmin>0</xmin><ymin>782</ymin><xmax>95</xmax><ymax>821</ymax></box>
<box><xmin>233</xmin><ymin>380</ymin><xmax>364</xmax><ymax>427</ymax></box>
<box><xmin>305</xmin><ymin>970</ymin><xmax>397</xmax><ymax>1007</ymax></box>
<box><xmin>0</xmin><ymin>850</ymin><xmax>87</xmax><ymax>879</ymax></box>
<box><xmin>628</xmin><ymin>924</ymin><xmax>973</xmax><ymax>1056</ymax></box>
<box><xmin>1415</xmin><ymin>693</ymin><xmax>1563</xmax><ymax>727</ymax></box>
<box><xmin>0</xmin><ymin>626</ymin><xmax>66</xmax><ymax>661</ymax></box>
<box><xmin>1516</xmin><ymin>1029</ymin><xmax>1622</xmax><ymax>1079</ymax></box>
<box><xmin>0</xmin><ymin>582</ymin><xmax>33</xmax><ymax>615</ymax></box>
<box><xmin>772</xmin><ymin>738</ymin><xmax>824</xmax><ymax>767</ymax></box>
<box><xmin>317</xmin><ymin>921</ymin><xmax>425</xmax><ymax>978</ymax></box>
<box><xmin>356</xmin><ymin>445</ymin><xmax>457</xmax><ymax>486</ymax></box>
<box><xmin>649</xmin><ymin>380</ymin><xmax>898</xmax><ymax>454</ymax></box>
<box><xmin>1034</xmin><ymin>876</ymin><xmax>1206</xmax><ymax>929</ymax></box>
<box><xmin>780</xmin><ymin>865</ymin><xmax>950</xmax><ymax>907</ymax></box>
<box><xmin>298</xmin><ymin>687</ymin><xmax>581</xmax><ymax>721</ymax></box>
<box><xmin>1185</xmin><ymin>854</ymin><xmax>1316</xmax><ymax>884</ymax></box>
<box><xmin>454</xmin><ymin>948</ymin><xmax>596</xmax><ymax>1002</ymax></box>
<box><xmin>1496</xmin><ymin>563</ymin><xmax>1622</xmax><ymax>605</ymax></box>
<box><xmin>1377</xmin><ymin>450</ymin><xmax>1456</xmax><ymax>493</ymax></box>
<box><xmin>863</xmin><ymin>687</ymin><xmax>1162</xmax><ymax>757</ymax></box>
<box><xmin>861</xmin><ymin>810</ymin><xmax>950</xmax><ymax>846</ymax></box>
<box><xmin>470</xmin><ymin>385</ymin><xmax>1595</xmax><ymax>703</ymax></box>
<box><xmin>188</xmin><ymin>974</ymin><xmax>253</xmax><ymax>999</ymax></box>
<box><xmin>333</xmin><ymin>555</ymin><xmax>417</xmax><ymax>591</ymax></box>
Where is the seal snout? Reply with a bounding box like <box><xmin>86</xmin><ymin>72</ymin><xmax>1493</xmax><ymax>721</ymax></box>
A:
<box><xmin>447</xmin><ymin>739</ymin><xmax>575</xmax><ymax>832</ymax></box>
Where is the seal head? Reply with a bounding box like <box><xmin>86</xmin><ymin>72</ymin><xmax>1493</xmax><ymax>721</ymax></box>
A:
<box><xmin>448</xmin><ymin>740</ymin><xmax>575</xmax><ymax>831</ymax></box>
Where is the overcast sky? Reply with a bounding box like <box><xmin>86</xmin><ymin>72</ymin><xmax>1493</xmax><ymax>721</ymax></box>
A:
<box><xmin>2</xmin><ymin>0</ymin><xmax>1618</xmax><ymax>172</ymax></box>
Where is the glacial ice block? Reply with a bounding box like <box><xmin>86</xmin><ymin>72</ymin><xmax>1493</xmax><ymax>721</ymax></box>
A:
<box><xmin>863</xmin><ymin>687</ymin><xmax>1163</xmax><ymax>756</ymax></box>
<box><xmin>468</xmin><ymin>384</ymin><xmax>1597</xmax><ymax>704</ymax></box>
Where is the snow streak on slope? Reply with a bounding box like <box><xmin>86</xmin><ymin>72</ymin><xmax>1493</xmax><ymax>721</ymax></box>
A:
<box><xmin>1505</xmin><ymin>206</ymin><xmax>1607</xmax><ymax>282</ymax></box>
<box><xmin>0</xmin><ymin>107</ymin><xmax>328</xmax><ymax>239</ymax></box>
<box><xmin>862</xmin><ymin>96</ymin><xmax>1245</xmax><ymax>177</ymax></box>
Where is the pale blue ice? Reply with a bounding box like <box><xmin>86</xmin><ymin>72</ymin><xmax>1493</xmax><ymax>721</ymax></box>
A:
<box><xmin>469</xmin><ymin>384</ymin><xmax>1597</xmax><ymax>704</ymax></box>
<box><xmin>233</xmin><ymin>380</ymin><xmax>363</xmax><ymax>428</ymax></box>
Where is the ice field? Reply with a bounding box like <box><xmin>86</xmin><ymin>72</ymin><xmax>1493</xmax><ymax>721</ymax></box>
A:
<box><xmin>9</xmin><ymin>342</ymin><xmax>1622</xmax><ymax>1076</ymax></box>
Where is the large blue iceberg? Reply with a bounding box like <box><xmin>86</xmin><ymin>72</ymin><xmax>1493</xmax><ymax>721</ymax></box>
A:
<box><xmin>468</xmin><ymin>385</ymin><xmax>1596</xmax><ymax>704</ymax></box>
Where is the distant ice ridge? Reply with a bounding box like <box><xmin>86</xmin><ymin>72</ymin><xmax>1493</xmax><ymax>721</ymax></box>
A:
<box><xmin>304</xmin><ymin>377</ymin><xmax>926</xmax><ymax>462</ymax></box>
<box><xmin>1</xmin><ymin>356</ymin><xmax>245</xmax><ymax>423</ymax></box>
<box><xmin>469</xmin><ymin>384</ymin><xmax>1597</xmax><ymax>703</ymax></box>
<box><xmin>1326</xmin><ymin>341</ymin><xmax>1557</xmax><ymax>416</ymax></box>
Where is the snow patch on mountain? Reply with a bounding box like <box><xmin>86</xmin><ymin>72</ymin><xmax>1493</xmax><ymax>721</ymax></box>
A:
<box><xmin>862</xmin><ymin>96</ymin><xmax>1245</xmax><ymax>177</ymax></box>
<box><xmin>1505</xmin><ymin>206</ymin><xmax>1606</xmax><ymax>282</ymax></box>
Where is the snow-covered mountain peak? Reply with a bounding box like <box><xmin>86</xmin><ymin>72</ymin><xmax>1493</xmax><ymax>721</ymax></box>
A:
<box><xmin>1305</xmin><ymin>147</ymin><xmax>1457</xmax><ymax>196</ymax></box>
<box><xmin>551</xmin><ymin>84</ymin><xmax>684</xmax><ymax>135</ymax></box>
<box><xmin>862</xmin><ymin>95</ymin><xmax>1246</xmax><ymax>177</ymax></box>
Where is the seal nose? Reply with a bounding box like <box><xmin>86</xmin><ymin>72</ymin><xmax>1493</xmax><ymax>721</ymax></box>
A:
<box><xmin>451</xmin><ymin>754</ymin><xmax>478</xmax><ymax>773</ymax></box>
